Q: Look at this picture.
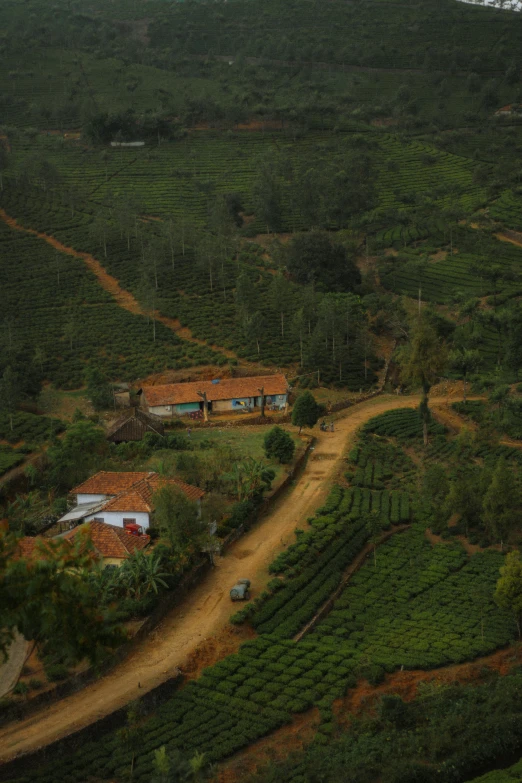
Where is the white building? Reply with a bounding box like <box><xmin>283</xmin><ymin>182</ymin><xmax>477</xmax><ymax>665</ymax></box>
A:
<box><xmin>59</xmin><ymin>471</ymin><xmax>205</xmax><ymax>531</ymax></box>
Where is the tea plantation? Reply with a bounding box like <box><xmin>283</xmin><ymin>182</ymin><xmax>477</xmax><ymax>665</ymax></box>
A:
<box><xmin>4</xmin><ymin>132</ymin><xmax>485</xmax><ymax>233</ymax></box>
<box><xmin>0</xmin><ymin>179</ymin><xmax>379</xmax><ymax>384</ymax></box>
<box><xmin>467</xmin><ymin>759</ymin><xmax>522</xmax><ymax>783</ymax></box>
<box><xmin>0</xmin><ymin>218</ymin><xmax>222</xmax><ymax>388</ymax></box>
<box><xmin>9</xmin><ymin>408</ymin><xmax>516</xmax><ymax>783</ymax></box>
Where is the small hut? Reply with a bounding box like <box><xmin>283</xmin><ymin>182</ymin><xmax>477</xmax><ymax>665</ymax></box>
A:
<box><xmin>106</xmin><ymin>408</ymin><xmax>165</xmax><ymax>444</ymax></box>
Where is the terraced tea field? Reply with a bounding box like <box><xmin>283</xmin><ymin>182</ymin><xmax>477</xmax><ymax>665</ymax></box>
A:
<box><xmin>0</xmin><ymin>218</ymin><xmax>221</xmax><ymax>388</ymax></box>
<box><xmin>380</xmin><ymin>225</ymin><xmax>522</xmax><ymax>319</ymax></box>
<box><xmin>8</xmin><ymin>407</ymin><xmax>515</xmax><ymax>783</ymax></box>
<box><xmin>373</xmin><ymin>137</ymin><xmax>486</xmax><ymax>216</ymax></box>
<box><xmin>0</xmin><ymin>182</ymin><xmax>378</xmax><ymax>385</ymax></box>
<box><xmin>490</xmin><ymin>189</ymin><xmax>522</xmax><ymax>232</ymax></box>
<box><xmin>5</xmin><ymin>131</ymin><xmax>485</xmax><ymax>232</ymax></box>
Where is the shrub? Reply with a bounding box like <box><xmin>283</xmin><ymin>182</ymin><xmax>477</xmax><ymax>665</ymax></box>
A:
<box><xmin>227</xmin><ymin>498</ymin><xmax>257</xmax><ymax>529</ymax></box>
<box><xmin>264</xmin><ymin>426</ymin><xmax>295</xmax><ymax>464</ymax></box>
<box><xmin>291</xmin><ymin>392</ymin><xmax>323</xmax><ymax>432</ymax></box>
<box><xmin>45</xmin><ymin>663</ymin><xmax>70</xmax><ymax>682</ymax></box>
<box><xmin>13</xmin><ymin>681</ymin><xmax>29</xmax><ymax>696</ymax></box>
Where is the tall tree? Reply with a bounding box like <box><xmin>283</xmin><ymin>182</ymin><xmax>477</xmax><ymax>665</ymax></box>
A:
<box><xmin>449</xmin><ymin>348</ymin><xmax>482</xmax><ymax>402</ymax></box>
<box><xmin>397</xmin><ymin>316</ymin><xmax>447</xmax><ymax>446</ymax></box>
<box><xmin>443</xmin><ymin>467</ymin><xmax>485</xmax><ymax>538</ymax></box>
<box><xmin>0</xmin><ymin>366</ymin><xmax>19</xmax><ymax>432</ymax></box>
<box><xmin>252</xmin><ymin>158</ymin><xmax>283</xmax><ymax>233</ymax></box>
<box><xmin>47</xmin><ymin>420</ymin><xmax>108</xmax><ymax>491</ymax></box>
<box><xmin>291</xmin><ymin>391</ymin><xmax>322</xmax><ymax>434</ymax></box>
<box><xmin>89</xmin><ymin>211</ymin><xmax>111</xmax><ymax>259</ymax></box>
<box><xmin>235</xmin><ymin>271</ymin><xmax>259</xmax><ymax>332</ymax></box>
<box><xmin>269</xmin><ymin>273</ymin><xmax>292</xmax><ymax>338</ymax></box>
<box><xmin>291</xmin><ymin>308</ymin><xmax>307</xmax><ymax>368</ymax></box>
<box><xmin>483</xmin><ymin>459</ymin><xmax>520</xmax><ymax>548</ymax></box>
<box><xmin>285</xmin><ymin>231</ymin><xmax>361</xmax><ymax>292</ymax></box>
<box><xmin>1</xmin><ymin>532</ymin><xmax>124</xmax><ymax>663</ymax></box>
<box><xmin>495</xmin><ymin>550</ymin><xmax>522</xmax><ymax>638</ymax></box>
<box><xmin>85</xmin><ymin>367</ymin><xmax>113</xmax><ymax>411</ymax></box>
<box><xmin>153</xmin><ymin>484</ymin><xmax>203</xmax><ymax>554</ymax></box>
<box><xmin>264</xmin><ymin>426</ymin><xmax>295</xmax><ymax>464</ymax></box>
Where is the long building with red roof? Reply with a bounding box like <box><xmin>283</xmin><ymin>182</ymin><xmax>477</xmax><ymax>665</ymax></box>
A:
<box><xmin>140</xmin><ymin>374</ymin><xmax>289</xmax><ymax>418</ymax></box>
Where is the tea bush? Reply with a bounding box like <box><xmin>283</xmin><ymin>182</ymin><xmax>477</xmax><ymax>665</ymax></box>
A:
<box><xmin>363</xmin><ymin>407</ymin><xmax>445</xmax><ymax>440</ymax></box>
<box><xmin>311</xmin><ymin>527</ymin><xmax>514</xmax><ymax>668</ymax></box>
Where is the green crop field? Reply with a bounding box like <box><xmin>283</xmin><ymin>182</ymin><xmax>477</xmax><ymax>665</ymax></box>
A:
<box><xmin>3</xmin><ymin>131</ymin><xmax>486</xmax><ymax>230</ymax></box>
<box><xmin>467</xmin><ymin>759</ymin><xmax>522</xmax><ymax>782</ymax></box>
<box><xmin>4</xmin><ymin>0</ymin><xmax>522</xmax><ymax>777</ymax></box>
<box><xmin>0</xmin><ymin>165</ymin><xmax>380</xmax><ymax>385</ymax></box>
<box><xmin>10</xmin><ymin>407</ymin><xmax>517</xmax><ymax>783</ymax></box>
<box><xmin>490</xmin><ymin>190</ymin><xmax>522</xmax><ymax>232</ymax></box>
<box><xmin>0</xmin><ymin>446</ymin><xmax>24</xmax><ymax>477</ymax></box>
<box><xmin>0</xmin><ymin>218</ymin><xmax>222</xmax><ymax>388</ymax></box>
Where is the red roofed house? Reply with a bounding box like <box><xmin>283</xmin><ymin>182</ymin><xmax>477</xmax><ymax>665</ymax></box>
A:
<box><xmin>140</xmin><ymin>374</ymin><xmax>289</xmax><ymax>418</ymax></box>
<box><xmin>58</xmin><ymin>471</ymin><xmax>205</xmax><ymax>532</ymax></box>
<box><xmin>14</xmin><ymin>537</ymin><xmax>70</xmax><ymax>561</ymax></box>
<box><xmin>63</xmin><ymin>520</ymin><xmax>151</xmax><ymax>567</ymax></box>
<box><xmin>15</xmin><ymin>524</ymin><xmax>150</xmax><ymax>568</ymax></box>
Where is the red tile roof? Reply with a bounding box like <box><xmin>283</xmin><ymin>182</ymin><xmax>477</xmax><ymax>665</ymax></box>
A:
<box><xmin>142</xmin><ymin>374</ymin><xmax>288</xmax><ymax>407</ymax></box>
<box><xmin>137</xmin><ymin>474</ymin><xmax>205</xmax><ymax>503</ymax></box>
<box><xmin>16</xmin><ymin>537</ymin><xmax>38</xmax><ymax>559</ymax></box>
<box><xmin>72</xmin><ymin>472</ymin><xmax>151</xmax><ymax>497</ymax></box>
<box><xmin>71</xmin><ymin>471</ymin><xmax>204</xmax><ymax>515</ymax></box>
<box><xmin>65</xmin><ymin>521</ymin><xmax>150</xmax><ymax>559</ymax></box>
<box><xmin>14</xmin><ymin>536</ymin><xmax>73</xmax><ymax>560</ymax></box>
<box><xmin>102</xmin><ymin>488</ymin><xmax>153</xmax><ymax>513</ymax></box>
<box><xmin>101</xmin><ymin>475</ymin><xmax>204</xmax><ymax>512</ymax></box>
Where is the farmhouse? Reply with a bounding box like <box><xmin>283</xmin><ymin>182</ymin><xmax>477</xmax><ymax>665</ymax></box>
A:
<box><xmin>64</xmin><ymin>520</ymin><xmax>150</xmax><ymax>567</ymax></box>
<box><xmin>13</xmin><ymin>537</ymin><xmax>71</xmax><ymax>561</ymax></box>
<box><xmin>106</xmin><ymin>408</ymin><xmax>165</xmax><ymax>443</ymax></box>
<box><xmin>58</xmin><ymin>471</ymin><xmax>205</xmax><ymax>531</ymax></box>
<box><xmin>495</xmin><ymin>103</ymin><xmax>522</xmax><ymax>116</ymax></box>
<box><xmin>14</xmin><ymin>523</ymin><xmax>150</xmax><ymax>568</ymax></box>
<box><xmin>140</xmin><ymin>374</ymin><xmax>289</xmax><ymax>418</ymax></box>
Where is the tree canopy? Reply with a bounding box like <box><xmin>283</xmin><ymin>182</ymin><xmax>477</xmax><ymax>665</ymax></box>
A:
<box><xmin>153</xmin><ymin>484</ymin><xmax>203</xmax><ymax>554</ymax></box>
<box><xmin>264</xmin><ymin>426</ymin><xmax>295</xmax><ymax>464</ymax></box>
<box><xmin>285</xmin><ymin>232</ymin><xmax>361</xmax><ymax>293</ymax></box>
<box><xmin>495</xmin><ymin>549</ymin><xmax>522</xmax><ymax>638</ymax></box>
<box><xmin>398</xmin><ymin>315</ymin><xmax>447</xmax><ymax>445</ymax></box>
<box><xmin>0</xmin><ymin>531</ymin><xmax>124</xmax><ymax>663</ymax></box>
<box><xmin>291</xmin><ymin>391</ymin><xmax>323</xmax><ymax>433</ymax></box>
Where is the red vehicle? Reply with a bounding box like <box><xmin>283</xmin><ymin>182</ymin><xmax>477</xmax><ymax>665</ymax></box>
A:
<box><xmin>124</xmin><ymin>523</ymin><xmax>144</xmax><ymax>536</ymax></box>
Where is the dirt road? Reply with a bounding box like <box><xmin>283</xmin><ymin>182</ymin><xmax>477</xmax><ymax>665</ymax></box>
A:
<box><xmin>0</xmin><ymin>394</ymin><xmax>443</xmax><ymax>763</ymax></box>
<box><xmin>0</xmin><ymin>634</ymin><xmax>28</xmax><ymax>699</ymax></box>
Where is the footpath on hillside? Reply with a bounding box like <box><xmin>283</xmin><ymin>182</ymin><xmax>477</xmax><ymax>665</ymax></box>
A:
<box><xmin>0</xmin><ymin>208</ymin><xmax>236</xmax><ymax>360</ymax></box>
<box><xmin>0</xmin><ymin>393</ymin><xmax>452</xmax><ymax>764</ymax></box>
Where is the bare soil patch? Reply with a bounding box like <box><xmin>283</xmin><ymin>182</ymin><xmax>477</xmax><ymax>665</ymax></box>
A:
<box><xmin>429</xmin><ymin>250</ymin><xmax>448</xmax><ymax>262</ymax></box>
<box><xmin>496</xmin><ymin>229</ymin><xmax>522</xmax><ymax>249</ymax></box>
<box><xmin>217</xmin><ymin>709</ymin><xmax>320</xmax><ymax>783</ymax></box>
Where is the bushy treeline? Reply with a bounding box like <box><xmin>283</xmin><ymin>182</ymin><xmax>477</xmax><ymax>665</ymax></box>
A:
<box><xmin>247</xmin><ymin>670</ymin><xmax>522</xmax><ymax>783</ymax></box>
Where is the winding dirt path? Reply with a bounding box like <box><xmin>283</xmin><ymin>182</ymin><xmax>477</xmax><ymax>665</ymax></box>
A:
<box><xmin>0</xmin><ymin>634</ymin><xmax>28</xmax><ymax>699</ymax></box>
<box><xmin>0</xmin><ymin>208</ymin><xmax>236</xmax><ymax>359</ymax></box>
<box><xmin>0</xmin><ymin>393</ymin><xmax>444</xmax><ymax>764</ymax></box>
<box><xmin>496</xmin><ymin>229</ymin><xmax>522</xmax><ymax>250</ymax></box>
